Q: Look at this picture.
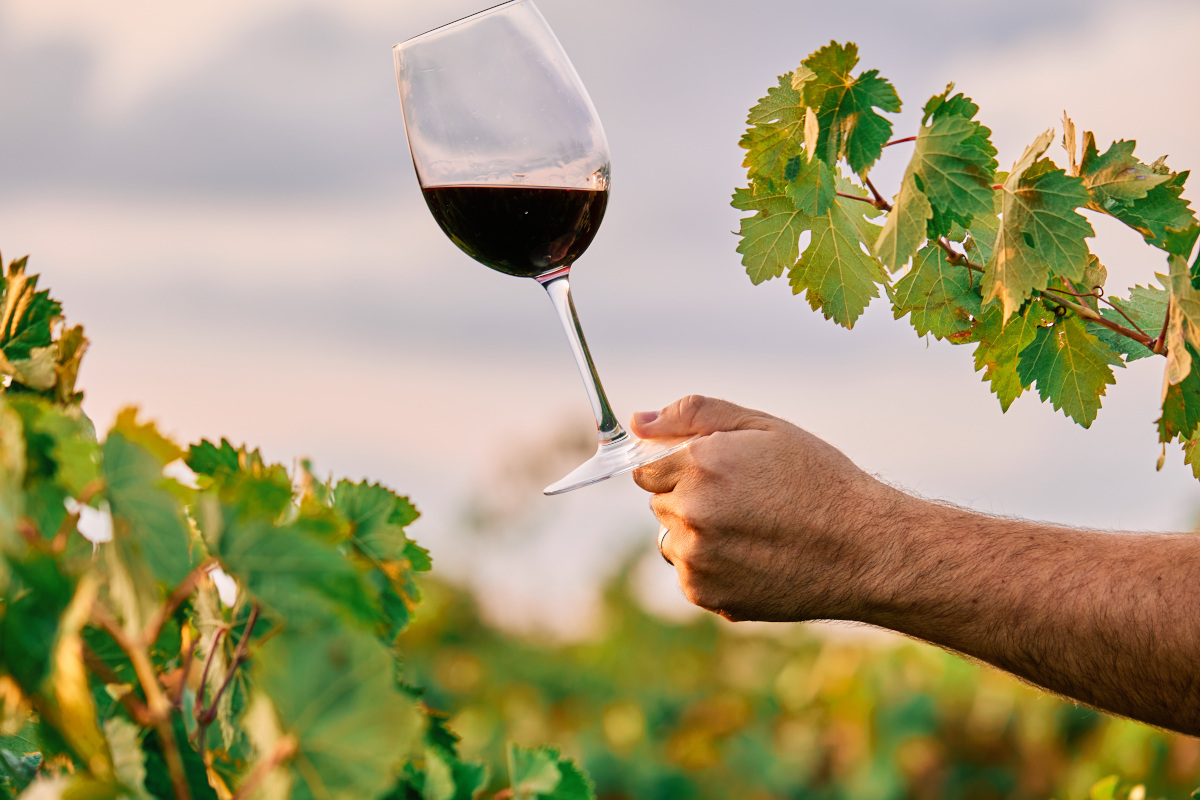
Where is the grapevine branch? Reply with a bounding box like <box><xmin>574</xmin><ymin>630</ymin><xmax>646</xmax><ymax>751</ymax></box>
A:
<box><xmin>143</xmin><ymin>557</ymin><xmax>217</xmax><ymax>648</ymax></box>
<box><xmin>92</xmin><ymin>604</ymin><xmax>192</xmax><ymax>800</ymax></box>
<box><xmin>846</xmin><ymin>150</ymin><xmax>1168</xmax><ymax>356</ymax></box>
<box><xmin>194</xmin><ymin>604</ymin><xmax>261</xmax><ymax>755</ymax></box>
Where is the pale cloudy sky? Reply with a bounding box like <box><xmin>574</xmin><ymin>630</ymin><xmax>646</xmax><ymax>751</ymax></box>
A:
<box><xmin>1</xmin><ymin>0</ymin><xmax>1198</xmax><ymax>633</ymax></box>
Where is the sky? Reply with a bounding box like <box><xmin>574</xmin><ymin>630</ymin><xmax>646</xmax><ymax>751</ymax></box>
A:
<box><xmin>2</xmin><ymin>0</ymin><xmax>1199</xmax><ymax>635</ymax></box>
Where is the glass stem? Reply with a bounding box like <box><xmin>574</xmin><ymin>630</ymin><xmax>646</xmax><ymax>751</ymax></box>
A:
<box><xmin>538</xmin><ymin>268</ymin><xmax>627</xmax><ymax>445</ymax></box>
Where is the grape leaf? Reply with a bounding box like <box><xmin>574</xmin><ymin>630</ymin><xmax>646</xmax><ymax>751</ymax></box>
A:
<box><xmin>1015</xmin><ymin>314</ymin><xmax>1122</xmax><ymax>428</ymax></box>
<box><xmin>1078</xmin><ymin>133</ymin><xmax>1170</xmax><ymax>207</ymax></box>
<box><xmin>508</xmin><ymin>745</ymin><xmax>595</xmax><ymax>800</ymax></box>
<box><xmin>1159</xmin><ymin>344</ymin><xmax>1200</xmax><ymax>443</ymax></box>
<box><xmin>889</xmin><ymin>245</ymin><xmax>981</xmax><ymax>340</ymax></box>
<box><xmin>1087</xmin><ymin>283</ymin><xmax>1166</xmax><ymax>362</ymax></box>
<box><xmin>1106</xmin><ymin>164</ymin><xmax>1199</xmax><ymax>258</ymax></box>
<box><xmin>143</xmin><ymin>716</ymin><xmax>218</xmax><ymax>800</ymax></box>
<box><xmin>874</xmin><ymin>173</ymin><xmax>932</xmax><ymax>271</ymax></box>
<box><xmin>256</xmin><ymin>625</ymin><xmax>421</xmax><ymax>800</ymax></box>
<box><xmin>963</xmin><ymin>170</ymin><xmax>1005</xmax><ymax>267</ymax></box>
<box><xmin>739</xmin><ymin>75</ymin><xmax>806</xmax><ymax>181</ymax></box>
<box><xmin>783</xmin><ymin>156</ymin><xmax>837</xmax><ymax>217</ymax></box>
<box><xmin>788</xmin><ymin>195</ymin><xmax>887</xmax><ymax>328</ymax></box>
<box><xmin>0</xmin><ymin>401</ymin><xmax>25</xmax><ymax>543</ymax></box>
<box><xmin>971</xmin><ymin>303</ymin><xmax>1053</xmax><ymax>411</ymax></box>
<box><xmin>335</xmin><ymin>481</ymin><xmax>418</xmax><ymax>563</ymax></box>
<box><xmin>795</xmin><ymin>42</ymin><xmax>900</xmax><ymax>175</ymax></box>
<box><xmin>1167</xmin><ymin>254</ymin><xmax>1200</xmax><ymax>353</ymax></box>
<box><xmin>982</xmin><ymin>131</ymin><xmax>1094</xmax><ymax>320</ymax></box>
<box><xmin>209</xmin><ymin>514</ymin><xmax>378</xmax><ymax>631</ymax></box>
<box><xmin>909</xmin><ymin>87</ymin><xmax>998</xmax><ymax>233</ymax></box>
<box><xmin>0</xmin><ymin>257</ymin><xmax>60</xmax><ymax>362</ymax></box>
<box><xmin>1184</xmin><ymin>436</ymin><xmax>1200</xmax><ymax>480</ymax></box>
<box><xmin>735</xmin><ymin>208</ymin><xmax>805</xmax><ymax>285</ymax></box>
<box><xmin>104</xmin><ymin>718</ymin><xmax>150</xmax><ymax>800</ymax></box>
<box><xmin>104</xmin><ymin>415</ymin><xmax>196</xmax><ymax>589</ymax></box>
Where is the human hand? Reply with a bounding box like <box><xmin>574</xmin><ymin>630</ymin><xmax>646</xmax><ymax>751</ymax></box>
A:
<box><xmin>631</xmin><ymin>395</ymin><xmax>909</xmax><ymax>623</ymax></box>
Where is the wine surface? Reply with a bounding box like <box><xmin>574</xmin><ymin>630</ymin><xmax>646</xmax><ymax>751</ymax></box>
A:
<box><xmin>421</xmin><ymin>185</ymin><xmax>608</xmax><ymax>278</ymax></box>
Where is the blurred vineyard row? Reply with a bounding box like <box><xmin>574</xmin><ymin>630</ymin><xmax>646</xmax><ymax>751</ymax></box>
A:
<box><xmin>400</xmin><ymin>553</ymin><xmax>1199</xmax><ymax>800</ymax></box>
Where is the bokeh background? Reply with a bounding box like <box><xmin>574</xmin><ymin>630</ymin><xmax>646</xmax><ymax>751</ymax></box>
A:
<box><xmin>2</xmin><ymin>0</ymin><xmax>1199</xmax><ymax>639</ymax></box>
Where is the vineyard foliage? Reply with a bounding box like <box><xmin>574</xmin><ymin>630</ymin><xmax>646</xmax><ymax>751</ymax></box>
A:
<box><xmin>733</xmin><ymin>41</ymin><xmax>1200</xmax><ymax>471</ymax></box>
<box><xmin>0</xmin><ymin>254</ymin><xmax>591</xmax><ymax>800</ymax></box>
<box><xmin>402</xmin><ymin>561</ymin><xmax>1199</xmax><ymax>800</ymax></box>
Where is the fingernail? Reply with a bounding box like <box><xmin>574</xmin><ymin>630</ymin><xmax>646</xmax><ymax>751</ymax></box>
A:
<box><xmin>633</xmin><ymin>410</ymin><xmax>659</xmax><ymax>426</ymax></box>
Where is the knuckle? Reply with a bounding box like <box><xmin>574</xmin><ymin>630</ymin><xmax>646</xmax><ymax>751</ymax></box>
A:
<box><xmin>676</xmin><ymin>394</ymin><xmax>709</xmax><ymax>426</ymax></box>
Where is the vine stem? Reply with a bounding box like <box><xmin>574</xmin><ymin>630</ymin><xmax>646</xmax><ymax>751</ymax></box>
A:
<box><xmin>194</xmin><ymin>604</ymin><xmax>261</xmax><ymax>755</ymax></box>
<box><xmin>863</xmin><ymin>176</ymin><xmax>892</xmax><ymax>212</ymax></box>
<box><xmin>231</xmin><ymin>736</ymin><xmax>297</xmax><ymax>800</ymax></box>
<box><xmin>1154</xmin><ymin>301</ymin><xmax>1172</xmax><ymax>355</ymax></box>
<box><xmin>884</xmin><ymin>136</ymin><xmax>917</xmax><ymax>147</ymax></box>
<box><xmin>92</xmin><ymin>604</ymin><xmax>192</xmax><ymax>800</ymax></box>
<box><xmin>143</xmin><ymin>557</ymin><xmax>217</xmax><ymax>648</ymax></box>
<box><xmin>935</xmin><ymin>238</ymin><xmax>984</xmax><ymax>273</ymax></box>
<box><xmin>1040</xmin><ymin>291</ymin><xmax>1157</xmax><ymax>348</ymax></box>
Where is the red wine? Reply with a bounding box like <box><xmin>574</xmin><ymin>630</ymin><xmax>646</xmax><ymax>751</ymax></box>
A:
<box><xmin>421</xmin><ymin>185</ymin><xmax>608</xmax><ymax>278</ymax></box>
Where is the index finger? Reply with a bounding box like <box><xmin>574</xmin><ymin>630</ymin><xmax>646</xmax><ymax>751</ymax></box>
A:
<box><xmin>632</xmin><ymin>443</ymin><xmax>694</xmax><ymax>494</ymax></box>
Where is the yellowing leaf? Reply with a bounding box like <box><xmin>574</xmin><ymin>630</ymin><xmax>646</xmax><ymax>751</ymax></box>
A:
<box><xmin>982</xmin><ymin>130</ymin><xmax>1094</xmax><ymax>320</ymax></box>
<box><xmin>875</xmin><ymin>174</ymin><xmax>932</xmax><ymax>271</ymax></box>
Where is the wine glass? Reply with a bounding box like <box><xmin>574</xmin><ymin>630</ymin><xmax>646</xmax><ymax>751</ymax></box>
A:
<box><xmin>394</xmin><ymin>0</ymin><xmax>691</xmax><ymax>495</ymax></box>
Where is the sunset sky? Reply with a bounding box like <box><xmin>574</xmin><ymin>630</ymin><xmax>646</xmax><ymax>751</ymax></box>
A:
<box><xmin>2</xmin><ymin>0</ymin><xmax>1198</xmax><ymax>633</ymax></box>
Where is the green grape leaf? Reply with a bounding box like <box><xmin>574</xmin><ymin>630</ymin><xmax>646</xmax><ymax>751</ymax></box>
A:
<box><xmin>256</xmin><ymin>626</ymin><xmax>421</xmax><ymax>800</ymax></box>
<box><xmin>143</xmin><ymin>717</ymin><xmax>218</xmax><ymax>800</ymax></box>
<box><xmin>971</xmin><ymin>303</ymin><xmax>1053</xmax><ymax>411</ymax></box>
<box><xmin>210</xmin><ymin>514</ymin><xmax>378</xmax><ymax>631</ymax></box>
<box><xmin>736</xmin><ymin>208</ymin><xmax>806</xmax><ymax>285</ymax></box>
<box><xmin>889</xmin><ymin>245</ymin><xmax>981</xmax><ymax>340</ymax></box>
<box><xmin>404</xmin><ymin>540</ymin><xmax>432</xmax><ymax>572</ymax></box>
<box><xmin>796</xmin><ymin>42</ymin><xmax>900</xmax><ymax>175</ymax></box>
<box><xmin>1183</xmin><ymin>436</ymin><xmax>1200</xmax><ymax>480</ymax></box>
<box><xmin>104</xmin><ymin>415</ymin><xmax>196</xmax><ymax>588</ymax></box>
<box><xmin>739</xmin><ymin>75</ymin><xmax>806</xmax><ymax>181</ymax></box>
<box><xmin>789</xmin><ymin>195</ymin><xmax>887</xmax><ymax>328</ymax></box>
<box><xmin>963</xmin><ymin>170</ymin><xmax>1005</xmax><ymax>267</ymax></box>
<box><xmin>1087</xmin><ymin>283</ymin><xmax>1166</xmax><ymax>362</ymax></box>
<box><xmin>0</xmin><ymin>749</ymin><xmax>41</xmax><ymax>798</ymax></box>
<box><xmin>912</xmin><ymin>110</ymin><xmax>998</xmax><ymax>237</ymax></box>
<box><xmin>507</xmin><ymin>746</ymin><xmax>594</xmax><ymax>800</ymax></box>
<box><xmin>0</xmin><ymin>554</ymin><xmax>75</xmax><ymax>692</ymax></box>
<box><xmin>731</xmin><ymin>184</ymin><xmax>792</xmax><ymax>216</ymax></box>
<box><xmin>335</xmin><ymin>481</ymin><xmax>415</xmax><ymax>563</ymax></box>
<box><xmin>875</xmin><ymin>173</ymin><xmax>932</xmax><ymax>271</ymax></box>
<box><xmin>1015</xmin><ymin>315</ymin><xmax>1122</xmax><ymax>428</ymax></box>
<box><xmin>783</xmin><ymin>156</ymin><xmax>837</xmax><ymax>217</ymax></box>
<box><xmin>1107</xmin><ymin>165</ymin><xmax>1199</xmax><ymax>258</ymax></box>
<box><xmin>1078</xmin><ymin>133</ymin><xmax>1170</xmax><ymax>206</ymax></box>
<box><xmin>982</xmin><ymin>131</ymin><xmax>1094</xmax><ymax>320</ymax></box>
<box><xmin>421</xmin><ymin>747</ymin><xmax>488</xmax><ymax>800</ymax></box>
<box><xmin>186</xmin><ymin>438</ymin><xmax>243</xmax><ymax>478</ymax></box>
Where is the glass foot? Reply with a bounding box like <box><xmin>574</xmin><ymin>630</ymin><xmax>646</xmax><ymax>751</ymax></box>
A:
<box><xmin>543</xmin><ymin>433</ymin><xmax>696</xmax><ymax>495</ymax></box>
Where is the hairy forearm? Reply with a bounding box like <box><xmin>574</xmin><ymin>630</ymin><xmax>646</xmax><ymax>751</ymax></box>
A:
<box><xmin>858</xmin><ymin>491</ymin><xmax>1200</xmax><ymax>736</ymax></box>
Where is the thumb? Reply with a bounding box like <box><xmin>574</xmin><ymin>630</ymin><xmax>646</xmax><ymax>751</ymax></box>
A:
<box><xmin>630</xmin><ymin>395</ymin><xmax>772</xmax><ymax>439</ymax></box>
